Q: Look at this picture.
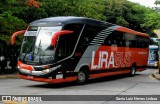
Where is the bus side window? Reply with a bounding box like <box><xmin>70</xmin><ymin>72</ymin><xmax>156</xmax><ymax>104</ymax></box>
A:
<box><xmin>82</xmin><ymin>37</ymin><xmax>90</xmax><ymax>45</ymax></box>
<box><xmin>106</xmin><ymin>40</ymin><xmax>111</xmax><ymax>46</ymax></box>
<box><xmin>104</xmin><ymin>35</ymin><xmax>111</xmax><ymax>46</ymax></box>
<box><xmin>77</xmin><ymin>25</ymin><xmax>105</xmax><ymax>50</ymax></box>
<box><xmin>136</xmin><ymin>35</ymin><xmax>149</xmax><ymax>48</ymax></box>
<box><xmin>111</xmin><ymin>31</ymin><xmax>124</xmax><ymax>47</ymax></box>
<box><xmin>130</xmin><ymin>40</ymin><xmax>136</xmax><ymax>47</ymax></box>
<box><xmin>118</xmin><ymin>40</ymin><xmax>124</xmax><ymax>47</ymax></box>
<box><xmin>126</xmin><ymin>41</ymin><xmax>130</xmax><ymax>47</ymax></box>
<box><xmin>112</xmin><ymin>40</ymin><xmax>117</xmax><ymax>45</ymax></box>
<box><xmin>55</xmin><ymin>24</ymin><xmax>84</xmax><ymax>60</ymax></box>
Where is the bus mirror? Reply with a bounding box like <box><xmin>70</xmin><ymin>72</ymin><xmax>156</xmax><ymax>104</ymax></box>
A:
<box><xmin>51</xmin><ymin>30</ymin><xmax>73</xmax><ymax>46</ymax></box>
<box><xmin>11</xmin><ymin>30</ymin><xmax>26</xmax><ymax>45</ymax></box>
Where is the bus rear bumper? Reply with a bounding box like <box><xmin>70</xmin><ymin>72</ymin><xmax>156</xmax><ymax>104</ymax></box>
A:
<box><xmin>18</xmin><ymin>74</ymin><xmax>77</xmax><ymax>83</ymax></box>
<box><xmin>147</xmin><ymin>62</ymin><xmax>158</xmax><ymax>68</ymax></box>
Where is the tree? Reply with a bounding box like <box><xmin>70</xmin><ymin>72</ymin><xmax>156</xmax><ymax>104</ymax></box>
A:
<box><xmin>155</xmin><ymin>0</ymin><xmax>160</xmax><ymax>5</ymax></box>
<box><xmin>42</xmin><ymin>0</ymin><xmax>106</xmax><ymax>20</ymax></box>
<box><xmin>25</xmin><ymin>0</ymin><xmax>40</xmax><ymax>8</ymax></box>
<box><xmin>103</xmin><ymin>0</ymin><xmax>160</xmax><ymax>37</ymax></box>
<box><xmin>0</xmin><ymin>0</ymin><xmax>160</xmax><ymax>38</ymax></box>
<box><xmin>0</xmin><ymin>0</ymin><xmax>15</xmax><ymax>5</ymax></box>
<box><xmin>72</xmin><ymin>0</ymin><xmax>106</xmax><ymax>20</ymax></box>
<box><xmin>104</xmin><ymin>0</ymin><xmax>129</xmax><ymax>26</ymax></box>
<box><xmin>0</xmin><ymin>11</ymin><xmax>27</xmax><ymax>44</ymax></box>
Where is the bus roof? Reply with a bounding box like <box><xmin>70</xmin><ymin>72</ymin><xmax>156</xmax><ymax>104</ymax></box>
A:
<box><xmin>29</xmin><ymin>16</ymin><xmax>149</xmax><ymax>38</ymax></box>
<box><xmin>30</xmin><ymin>16</ymin><xmax>114</xmax><ymax>27</ymax></box>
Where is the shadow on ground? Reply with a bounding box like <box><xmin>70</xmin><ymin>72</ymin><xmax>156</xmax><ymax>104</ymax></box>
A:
<box><xmin>25</xmin><ymin>74</ymin><xmax>141</xmax><ymax>89</ymax></box>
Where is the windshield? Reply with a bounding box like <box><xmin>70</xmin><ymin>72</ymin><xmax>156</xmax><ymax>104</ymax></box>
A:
<box><xmin>19</xmin><ymin>26</ymin><xmax>62</xmax><ymax>64</ymax></box>
<box><xmin>148</xmin><ymin>50</ymin><xmax>158</xmax><ymax>61</ymax></box>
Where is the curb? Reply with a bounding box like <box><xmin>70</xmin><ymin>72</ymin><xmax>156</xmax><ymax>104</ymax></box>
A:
<box><xmin>0</xmin><ymin>73</ymin><xmax>18</xmax><ymax>79</ymax></box>
<box><xmin>152</xmin><ymin>70</ymin><xmax>160</xmax><ymax>80</ymax></box>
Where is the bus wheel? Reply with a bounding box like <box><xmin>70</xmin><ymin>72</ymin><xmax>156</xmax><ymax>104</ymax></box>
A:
<box><xmin>130</xmin><ymin>66</ymin><xmax>136</xmax><ymax>77</ymax></box>
<box><xmin>77</xmin><ymin>70</ymin><xmax>88</xmax><ymax>85</ymax></box>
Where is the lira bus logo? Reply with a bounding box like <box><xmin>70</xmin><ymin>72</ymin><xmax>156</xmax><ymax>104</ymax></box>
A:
<box><xmin>91</xmin><ymin>51</ymin><xmax>131</xmax><ymax>69</ymax></box>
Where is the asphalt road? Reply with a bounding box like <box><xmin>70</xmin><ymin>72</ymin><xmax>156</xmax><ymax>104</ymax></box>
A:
<box><xmin>0</xmin><ymin>68</ymin><xmax>160</xmax><ymax>104</ymax></box>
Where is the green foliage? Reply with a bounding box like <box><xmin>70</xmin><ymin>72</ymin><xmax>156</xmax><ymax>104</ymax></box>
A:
<box><xmin>0</xmin><ymin>0</ymin><xmax>160</xmax><ymax>41</ymax></box>
<box><xmin>72</xmin><ymin>0</ymin><xmax>106</xmax><ymax>20</ymax></box>
<box><xmin>0</xmin><ymin>0</ymin><xmax>15</xmax><ymax>5</ymax></box>
<box><xmin>104</xmin><ymin>0</ymin><xmax>160</xmax><ymax>37</ymax></box>
<box><xmin>42</xmin><ymin>0</ymin><xmax>106</xmax><ymax>20</ymax></box>
<box><xmin>14</xmin><ymin>6</ymin><xmax>48</xmax><ymax>23</ymax></box>
<box><xmin>104</xmin><ymin>0</ymin><xmax>129</xmax><ymax>25</ymax></box>
<box><xmin>0</xmin><ymin>11</ymin><xmax>27</xmax><ymax>44</ymax></box>
<box><xmin>155</xmin><ymin>0</ymin><xmax>160</xmax><ymax>5</ymax></box>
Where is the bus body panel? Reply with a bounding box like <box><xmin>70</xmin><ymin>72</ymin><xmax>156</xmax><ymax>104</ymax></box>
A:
<box><xmin>15</xmin><ymin>16</ymin><xmax>150</xmax><ymax>83</ymax></box>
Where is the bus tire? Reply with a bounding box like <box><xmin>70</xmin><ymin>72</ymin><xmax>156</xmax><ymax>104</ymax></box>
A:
<box><xmin>77</xmin><ymin>70</ymin><xmax>88</xmax><ymax>85</ymax></box>
<box><xmin>130</xmin><ymin>66</ymin><xmax>136</xmax><ymax>77</ymax></box>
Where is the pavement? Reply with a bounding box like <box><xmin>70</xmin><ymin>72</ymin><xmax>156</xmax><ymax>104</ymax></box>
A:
<box><xmin>0</xmin><ymin>73</ymin><xmax>18</xmax><ymax>79</ymax></box>
<box><xmin>0</xmin><ymin>69</ymin><xmax>160</xmax><ymax>80</ymax></box>
<box><xmin>152</xmin><ymin>69</ymin><xmax>160</xmax><ymax>80</ymax></box>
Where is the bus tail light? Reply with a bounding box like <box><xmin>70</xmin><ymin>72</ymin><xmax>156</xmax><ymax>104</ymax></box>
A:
<box><xmin>11</xmin><ymin>30</ymin><xmax>26</xmax><ymax>45</ymax></box>
<box><xmin>51</xmin><ymin>30</ymin><xmax>73</xmax><ymax>46</ymax></box>
<box><xmin>154</xmin><ymin>61</ymin><xmax>158</xmax><ymax>67</ymax></box>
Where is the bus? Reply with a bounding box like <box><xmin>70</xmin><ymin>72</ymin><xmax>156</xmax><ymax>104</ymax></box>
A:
<box><xmin>11</xmin><ymin>16</ymin><xmax>150</xmax><ymax>84</ymax></box>
<box><xmin>148</xmin><ymin>45</ymin><xmax>159</xmax><ymax>68</ymax></box>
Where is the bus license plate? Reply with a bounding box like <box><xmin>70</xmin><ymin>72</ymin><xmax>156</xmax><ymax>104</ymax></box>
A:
<box><xmin>56</xmin><ymin>74</ymin><xmax>63</xmax><ymax>79</ymax></box>
<box><xmin>28</xmin><ymin>75</ymin><xmax>33</xmax><ymax>79</ymax></box>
